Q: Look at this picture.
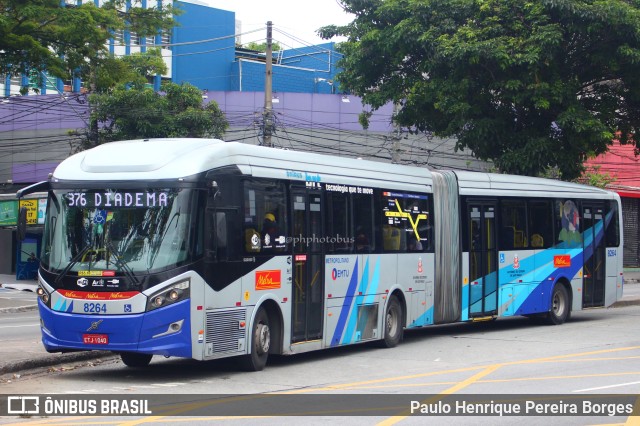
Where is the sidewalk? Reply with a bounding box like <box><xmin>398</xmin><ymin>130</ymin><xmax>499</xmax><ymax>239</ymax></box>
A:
<box><xmin>0</xmin><ymin>274</ymin><xmax>114</xmax><ymax>375</ymax></box>
<box><xmin>1</xmin><ymin>272</ymin><xmax>639</xmax><ymax>376</ymax></box>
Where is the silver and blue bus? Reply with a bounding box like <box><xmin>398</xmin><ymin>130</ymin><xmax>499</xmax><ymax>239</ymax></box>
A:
<box><xmin>18</xmin><ymin>138</ymin><xmax>623</xmax><ymax>370</ymax></box>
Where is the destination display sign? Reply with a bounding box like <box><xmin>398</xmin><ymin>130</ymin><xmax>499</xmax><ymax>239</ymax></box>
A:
<box><xmin>65</xmin><ymin>191</ymin><xmax>170</xmax><ymax>208</ymax></box>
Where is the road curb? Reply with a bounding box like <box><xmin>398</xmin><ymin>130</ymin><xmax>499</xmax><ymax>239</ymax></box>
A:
<box><xmin>0</xmin><ymin>304</ymin><xmax>38</xmax><ymax>314</ymax></box>
<box><xmin>1</xmin><ymin>351</ymin><xmax>116</xmax><ymax>376</ymax></box>
<box><xmin>610</xmin><ymin>299</ymin><xmax>640</xmax><ymax>308</ymax></box>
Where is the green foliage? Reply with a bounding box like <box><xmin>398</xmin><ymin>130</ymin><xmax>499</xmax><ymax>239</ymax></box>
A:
<box><xmin>78</xmin><ymin>82</ymin><xmax>228</xmax><ymax>149</ymax></box>
<box><xmin>93</xmin><ymin>49</ymin><xmax>167</xmax><ymax>93</ymax></box>
<box><xmin>321</xmin><ymin>0</ymin><xmax>640</xmax><ymax>180</ymax></box>
<box><xmin>578</xmin><ymin>165</ymin><xmax>616</xmax><ymax>188</ymax></box>
<box><xmin>244</xmin><ymin>41</ymin><xmax>282</xmax><ymax>52</ymax></box>
<box><xmin>0</xmin><ymin>0</ymin><xmax>178</xmax><ymax>90</ymax></box>
<box><xmin>358</xmin><ymin>111</ymin><xmax>372</xmax><ymax>130</ymax></box>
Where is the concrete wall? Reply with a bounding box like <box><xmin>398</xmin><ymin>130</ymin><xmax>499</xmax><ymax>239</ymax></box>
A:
<box><xmin>0</xmin><ymin>91</ymin><xmax>491</xmax><ymax>187</ymax></box>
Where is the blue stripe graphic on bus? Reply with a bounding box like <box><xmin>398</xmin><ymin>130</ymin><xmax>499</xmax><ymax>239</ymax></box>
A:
<box><xmin>53</xmin><ymin>298</ymin><xmax>73</xmax><ymax>313</ymax></box>
<box><xmin>475</xmin><ymin>215</ymin><xmax>608</xmax><ymax>317</ymax></box>
<box><xmin>411</xmin><ymin>307</ymin><xmax>434</xmax><ymax>327</ymax></box>
<box><xmin>341</xmin><ymin>258</ymin><xmax>381</xmax><ymax>344</ymax></box>
<box><xmin>515</xmin><ymin>216</ymin><xmax>607</xmax><ymax>314</ymax></box>
<box><xmin>461</xmin><ymin>279</ymin><xmax>470</xmax><ymax>320</ymax></box>
<box><xmin>365</xmin><ymin>259</ymin><xmax>380</xmax><ymax>305</ymax></box>
<box><xmin>330</xmin><ymin>257</ymin><xmax>359</xmax><ymax>347</ymax></box>
<box><xmin>341</xmin><ymin>258</ymin><xmax>370</xmax><ymax>344</ymax></box>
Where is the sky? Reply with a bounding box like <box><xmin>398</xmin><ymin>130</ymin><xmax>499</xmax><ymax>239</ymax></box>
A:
<box><xmin>198</xmin><ymin>0</ymin><xmax>354</xmax><ymax>48</ymax></box>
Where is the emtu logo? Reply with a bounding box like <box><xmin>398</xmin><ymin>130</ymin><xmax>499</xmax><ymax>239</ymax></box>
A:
<box><xmin>331</xmin><ymin>268</ymin><xmax>349</xmax><ymax>280</ymax></box>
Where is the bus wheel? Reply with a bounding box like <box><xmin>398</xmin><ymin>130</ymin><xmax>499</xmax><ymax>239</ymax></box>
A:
<box><xmin>241</xmin><ymin>308</ymin><xmax>270</xmax><ymax>371</ymax></box>
<box><xmin>120</xmin><ymin>352</ymin><xmax>153</xmax><ymax>368</ymax></box>
<box><xmin>381</xmin><ymin>296</ymin><xmax>403</xmax><ymax>348</ymax></box>
<box><xmin>546</xmin><ymin>284</ymin><xmax>570</xmax><ymax>325</ymax></box>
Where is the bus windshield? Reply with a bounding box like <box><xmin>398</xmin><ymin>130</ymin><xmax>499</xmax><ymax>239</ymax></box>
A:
<box><xmin>42</xmin><ymin>188</ymin><xmax>198</xmax><ymax>277</ymax></box>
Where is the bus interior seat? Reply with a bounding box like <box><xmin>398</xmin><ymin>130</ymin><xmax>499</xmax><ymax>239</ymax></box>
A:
<box><xmin>531</xmin><ymin>233</ymin><xmax>544</xmax><ymax>248</ymax></box>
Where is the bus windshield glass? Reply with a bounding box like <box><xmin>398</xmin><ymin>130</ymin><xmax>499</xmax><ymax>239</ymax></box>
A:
<box><xmin>42</xmin><ymin>188</ymin><xmax>197</xmax><ymax>276</ymax></box>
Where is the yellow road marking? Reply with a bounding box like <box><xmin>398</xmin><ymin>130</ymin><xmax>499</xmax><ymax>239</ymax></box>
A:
<box><xmin>338</xmin><ymin>371</ymin><xmax>640</xmax><ymax>391</ymax></box>
<box><xmin>377</xmin><ymin>364</ymin><xmax>502</xmax><ymax>426</ymax></box>
<box><xmin>374</xmin><ymin>346</ymin><xmax>640</xmax><ymax>425</ymax></box>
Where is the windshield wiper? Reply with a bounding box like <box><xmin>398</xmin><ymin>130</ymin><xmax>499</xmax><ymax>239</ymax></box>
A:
<box><xmin>106</xmin><ymin>241</ymin><xmax>139</xmax><ymax>286</ymax></box>
<box><xmin>54</xmin><ymin>245</ymin><xmax>91</xmax><ymax>285</ymax></box>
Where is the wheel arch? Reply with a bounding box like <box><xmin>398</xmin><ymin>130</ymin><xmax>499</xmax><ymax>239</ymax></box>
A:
<box><xmin>552</xmin><ymin>277</ymin><xmax>573</xmax><ymax>313</ymax></box>
<box><xmin>387</xmin><ymin>288</ymin><xmax>408</xmax><ymax>328</ymax></box>
<box><xmin>253</xmin><ymin>298</ymin><xmax>284</xmax><ymax>355</ymax></box>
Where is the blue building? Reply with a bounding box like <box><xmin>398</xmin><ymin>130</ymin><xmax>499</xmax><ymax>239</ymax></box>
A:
<box><xmin>1</xmin><ymin>0</ymin><xmax>341</xmax><ymax>96</ymax></box>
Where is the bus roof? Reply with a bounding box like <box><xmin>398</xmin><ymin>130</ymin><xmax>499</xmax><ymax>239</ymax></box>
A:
<box><xmin>454</xmin><ymin>170</ymin><xmax>615</xmax><ymax>199</ymax></box>
<box><xmin>51</xmin><ymin>138</ymin><xmax>616</xmax><ymax>200</ymax></box>
<box><xmin>52</xmin><ymin>138</ymin><xmax>433</xmax><ymax>191</ymax></box>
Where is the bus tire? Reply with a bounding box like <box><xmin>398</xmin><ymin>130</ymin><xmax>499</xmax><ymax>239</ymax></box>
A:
<box><xmin>241</xmin><ymin>308</ymin><xmax>270</xmax><ymax>371</ymax></box>
<box><xmin>381</xmin><ymin>295</ymin><xmax>403</xmax><ymax>348</ymax></box>
<box><xmin>120</xmin><ymin>352</ymin><xmax>153</xmax><ymax>368</ymax></box>
<box><xmin>546</xmin><ymin>283</ymin><xmax>570</xmax><ymax>325</ymax></box>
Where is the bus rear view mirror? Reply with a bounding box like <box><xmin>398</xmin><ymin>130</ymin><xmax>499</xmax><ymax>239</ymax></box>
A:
<box><xmin>17</xmin><ymin>207</ymin><xmax>28</xmax><ymax>242</ymax></box>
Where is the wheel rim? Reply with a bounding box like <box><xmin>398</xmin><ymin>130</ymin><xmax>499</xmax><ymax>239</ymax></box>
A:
<box><xmin>552</xmin><ymin>290</ymin><xmax>565</xmax><ymax>317</ymax></box>
<box><xmin>386</xmin><ymin>307</ymin><xmax>398</xmax><ymax>336</ymax></box>
<box><xmin>255</xmin><ymin>323</ymin><xmax>270</xmax><ymax>355</ymax></box>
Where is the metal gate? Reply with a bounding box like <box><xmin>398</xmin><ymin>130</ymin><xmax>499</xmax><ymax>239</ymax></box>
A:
<box><xmin>622</xmin><ymin>197</ymin><xmax>639</xmax><ymax>267</ymax></box>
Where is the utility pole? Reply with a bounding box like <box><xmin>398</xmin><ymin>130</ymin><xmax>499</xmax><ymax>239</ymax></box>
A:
<box><xmin>263</xmin><ymin>21</ymin><xmax>274</xmax><ymax>147</ymax></box>
<box><xmin>391</xmin><ymin>102</ymin><xmax>402</xmax><ymax>163</ymax></box>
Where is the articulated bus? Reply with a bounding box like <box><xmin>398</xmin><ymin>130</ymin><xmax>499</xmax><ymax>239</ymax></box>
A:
<box><xmin>18</xmin><ymin>138</ymin><xmax>623</xmax><ymax>370</ymax></box>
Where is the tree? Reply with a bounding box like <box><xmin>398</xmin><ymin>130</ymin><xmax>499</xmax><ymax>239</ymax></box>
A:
<box><xmin>80</xmin><ymin>82</ymin><xmax>228</xmax><ymax>150</ymax></box>
<box><xmin>320</xmin><ymin>0</ymin><xmax>640</xmax><ymax>180</ymax></box>
<box><xmin>244</xmin><ymin>41</ymin><xmax>282</xmax><ymax>52</ymax></box>
<box><xmin>0</xmin><ymin>0</ymin><xmax>178</xmax><ymax>92</ymax></box>
<box><xmin>578</xmin><ymin>165</ymin><xmax>616</xmax><ymax>188</ymax></box>
<box><xmin>96</xmin><ymin>48</ymin><xmax>167</xmax><ymax>92</ymax></box>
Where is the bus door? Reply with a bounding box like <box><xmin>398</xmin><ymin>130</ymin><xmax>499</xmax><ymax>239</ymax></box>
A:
<box><xmin>467</xmin><ymin>202</ymin><xmax>498</xmax><ymax>317</ymax></box>
<box><xmin>291</xmin><ymin>188</ymin><xmax>324</xmax><ymax>343</ymax></box>
<box><xmin>582</xmin><ymin>203</ymin><xmax>606</xmax><ymax>308</ymax></box>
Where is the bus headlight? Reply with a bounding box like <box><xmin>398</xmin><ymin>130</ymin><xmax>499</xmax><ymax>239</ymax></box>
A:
<box><xmin>37</xmin><ymin>286</ymin><xmax>51</xmax><ymax>307</ymax></box>
<box><xmin>146</xmin><ymin>280</ymin><xmax>190</xmax><ymax>312</ymax></box>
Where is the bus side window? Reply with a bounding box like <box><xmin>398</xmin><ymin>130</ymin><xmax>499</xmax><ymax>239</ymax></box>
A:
<box><xmin>555</xmin><ymin>199</ymin><xmax>581</xmax><ymax>247</ymax></box>
<box><xmin>215</xmin><ymin>212</ymin><xmax>227</xmax><ymax>255</ymax></box>
<box><xmin>353</xmin><ymin>194</ymin><xmax>374</xmax><ymax>253</ymax></box>
<box><xmin>243</xmin><ymin>180</ymin><xmax>287</xmax><ymax>254</ymax></box>
<box><xmin>327</xmin><ymin>192</ymin><xmax>352</xmax><ymax>253</ymax></box>
<box><xmin>211</xmin><ymin>210</ymin><xmax>242</xmax><ymax>261</ymax></box>
<box><xmin>500</xmin><ymin>200</ymin><xmax>528</xmax><ymax>250</ymax></box>
<box><xmin>528</xmin><ymin>200</ymin><xmax>552</xmax><ymax>249</ymax></box>
<box><xmin>605</xmin><ymin>200</ymin><xmax>620</xmax><ymax>247</ymax></box>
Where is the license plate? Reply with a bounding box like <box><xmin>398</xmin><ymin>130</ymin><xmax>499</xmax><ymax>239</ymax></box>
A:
<box><xmin>82</xmin><ymin>334</ymin><xmax>108</xmax><ymax>344</ymax></box>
